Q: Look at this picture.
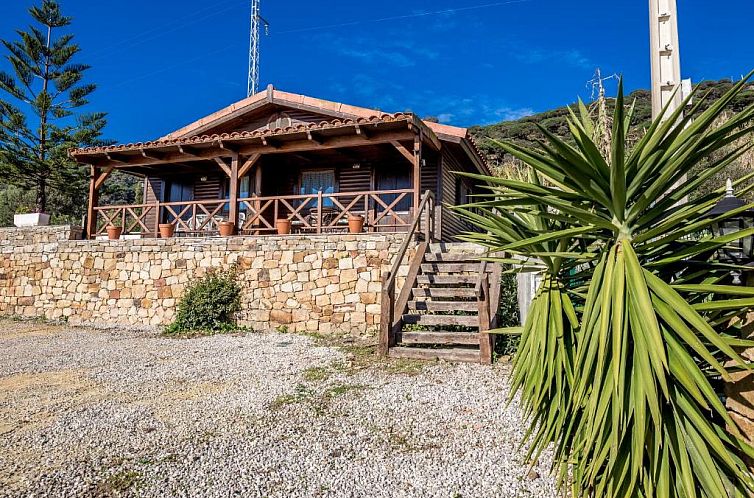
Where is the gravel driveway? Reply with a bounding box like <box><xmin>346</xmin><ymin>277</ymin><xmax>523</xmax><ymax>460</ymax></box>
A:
<box><xmin>0</xmin><ymin>319</ymin><xmax>558</xmax><ymax>498</ymax></box>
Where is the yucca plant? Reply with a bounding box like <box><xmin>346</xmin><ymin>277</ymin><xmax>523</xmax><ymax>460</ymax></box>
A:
<box><xmin>454</xmin><ymin>74</ymin><xmax>754</xmax><ymax>497</ymax></box>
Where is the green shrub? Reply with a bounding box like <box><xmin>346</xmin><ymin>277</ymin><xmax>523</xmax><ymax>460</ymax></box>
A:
<box><xmin>493</xmin><ymin>268</ymin><xmax>520</xmax><ymax>358</ymax></box>
<box><xmin>164</xmin><ymin>268</ymin><xmax>242</xmax><ymax>335</ymax></box>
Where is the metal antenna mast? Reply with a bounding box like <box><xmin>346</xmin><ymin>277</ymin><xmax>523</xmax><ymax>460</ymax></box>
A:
<box><xmin>247</xmin><ymin>0</ymin><xmax>269</xmax><ymax>97</ymax></box>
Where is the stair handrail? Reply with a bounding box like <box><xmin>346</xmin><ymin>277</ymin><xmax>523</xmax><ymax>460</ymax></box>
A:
<box><xmin>384</xmin><ymin>189</ymin><xmax>435</xmax><ymax>287</ymax></box>
<box><xmin>476</xmin><ymin>259</ymin><xmax>494</xmax><ymax>364</ymax></box>
<box><xmin>379</xmin><ymin>189</ymin><xmax>435</xmax><ymax>355</ymax></box>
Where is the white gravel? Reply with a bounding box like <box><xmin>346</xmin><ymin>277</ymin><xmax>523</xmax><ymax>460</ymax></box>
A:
<box><xmin>0</xmin><ymin>319</ymin><xmax>559</xmax><ymax>498</ymax></box>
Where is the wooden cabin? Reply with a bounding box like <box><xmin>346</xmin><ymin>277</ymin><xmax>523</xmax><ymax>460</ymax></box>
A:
<box><xmin>71</xmin><ymin>86</ymin><xmax>490</xmax><ymax>241</ymax></box>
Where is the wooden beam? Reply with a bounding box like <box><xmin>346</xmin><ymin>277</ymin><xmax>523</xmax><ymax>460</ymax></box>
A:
<box><xmin>306</xmin><ymin>130</ymin><xmax>324</xmax><ymax>145</ymax></box>
<box><xmin>75</xmin><ymin>130</ymin><xmax>416</xmax><ymax>169</ymax></box>
<box><xmin>228</xmin><ymin>153</ymin><xmax>239</xmax><ymax>232</ymax></box>
<box><xmin>238</xmin><ymin>153</ymin><xmax>261</xmax><ymax>179</ymax></box>
<box><xmin>94</xmin><ymin>166</ymin><xmax>115</xmax><ymax>190</ymax></box>
<box><xmin>413</xmin><ymin>134</ymin><xmax>422</xmax><ymax>211</ymax></box>
<box><xmin>290</xmin><ymin>153</ymin><xmax>313</xmax><ymax>164</ymax></box>
<box><xmin>260</xmin><ymin>136</ymin><xmax>280</xmax><ymax>149</ymax></box>
<box><xmin>214</xmin><ymin>157</ymin><xmax>232</xmax><ymax>177</ymax></box>
<box><xmin>217</xmin><ymin>139</ymin><xmax>239</xmax><ymax>153</ymax></box>
<box><xmin>177</xmin><ymin>144</ymin><xmax>200</xmax><ymax>157</ymax></box>
<box><xmin>140</xmin><ymin>148</ymin><xmax>165</xmax><ymax>161</ymax></box>
<box><xmin>354</xmin><ymin>124</ymin><xmax>369</xmax><ymax>138</ymax></box>
<box><xmin>391</xmin><ymin>141</ymin><xmax>415</xmax><ymax>164</ymax></box>
<box><xmin>104</xmin><ymin>152</ymin><xmax>128</xmax><ymax>164</ymax></box>
<box><xmin>86</xmin><ymin>165</ymin><xmax>100</xmax><ymax>238</ymax></box>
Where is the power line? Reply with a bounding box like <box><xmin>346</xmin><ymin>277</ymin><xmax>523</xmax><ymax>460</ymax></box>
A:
<box><xmin>87</xmin><ymin>0</ymin><xmax>245</xmax><ymax>62</ymax></box>
<box><xmin>106</xmin><ymin>0</ymin><xmax>533</xmax><ymax>90</ymax></box>
<box><xmin>275</xmin><ymin>0</ymin><xmax>532</xmax><ymax>35</ymax></box>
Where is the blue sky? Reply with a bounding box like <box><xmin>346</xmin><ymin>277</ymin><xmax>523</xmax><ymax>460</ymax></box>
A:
<box><xmin>2</xmin><ymin>0</ymin><xmax>753</xmax><ymax>144</ymax></box>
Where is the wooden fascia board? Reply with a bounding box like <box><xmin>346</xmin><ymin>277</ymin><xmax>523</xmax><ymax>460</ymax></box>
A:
<box><xmin>76</xmin><ymin>129</ymin><xmax>417</xmax><ymax>169</ymax></box>
<box><xmin>459</xmin><ymin>139</ymin><xmax>492</xmax><ymax>176</ymax></box>
<box><xmin>165</xmin><ymin>95</ymin><xmax>270</xmax><ymax>139</ymax></box>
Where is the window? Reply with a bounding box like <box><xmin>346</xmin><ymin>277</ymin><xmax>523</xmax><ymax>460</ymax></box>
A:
<box><xmin>165</xmin><ymin>181</ymin><xmax>194</xmax><ymax>203</ymax></box>
<box><xmin>240</xmin><ymin>176</ymin><xmax>251</xmax><ymax>198</ymax></box>
<box><xmin>456</xmin><ymin>179</ymin><xmax>471</xmax><ymax>206</ymax></box>
<box><xmin>300</xmin><ymin>170</ymin><xmax>336</xmax><ymax>207</ymax></box>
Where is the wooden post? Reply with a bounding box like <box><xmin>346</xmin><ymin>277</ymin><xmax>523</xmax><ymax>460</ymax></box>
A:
<box><xmin>423</xmin><ymin>194</ymin><xmax>431</xmax><ymax>241</ymax></box>
<box><xmin>413</xmin><ymin>134</ymin><xmax>422</xmax><ymax>212</ymax></box>
<box><xmin>379</xmin><ymin>273</ymin><xmax>395</xmax><ymax>356</ymax></box>
<box><xmin>154</xmin><ymin>200</ymin><xmax>160</xmax><ymax>237</ymax></box>
<box><xmin>317</xmin><ymin>190</ymin><xmax>323</xmax><ymax>234</ymax></box>
<box><xmin>86</xmin><ymin>165</ymin><xmax>100</xmax><ymax>239</ymax></box>
<box><xmin>478</xmin><ymin>274</ymin><xmax>493</xmax><ymax>365</ymax></box>
<box><xmin>254</xmin><ymin>163</ymin><xmax>262</xmax><ymax>233</ymax></box>
<box><xmin>229</xmin><ymin>153</ymin><xmax>239</xmax><ymax>233</ymax></box>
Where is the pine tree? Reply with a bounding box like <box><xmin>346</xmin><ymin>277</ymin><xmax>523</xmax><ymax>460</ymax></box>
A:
<box><xmin>0</xmin><ymin>0</ymin><xmax>109</xmax><ymax>214</ymax></box>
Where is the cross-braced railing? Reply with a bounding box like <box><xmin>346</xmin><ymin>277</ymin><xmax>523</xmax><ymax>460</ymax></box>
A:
<box><xmin>237</xmin><ymin>189</ymin><xmax>414</xmax><ymax>234</ymax></box>
<box><xmin>91</xmin><ymin>189</ymin><xmax>418</xmax><ymax>238</ymax></box>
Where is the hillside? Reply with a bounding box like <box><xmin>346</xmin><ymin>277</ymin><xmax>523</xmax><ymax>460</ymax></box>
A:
<box><xmin>468</xmin><ymin>79</ymin><xmax>754</xmax><ymax>198</ymax></box>
<box><xmin>470</xmin><ymin>79</ymin><xmax>754</xmax><ymax>163</ymax></box>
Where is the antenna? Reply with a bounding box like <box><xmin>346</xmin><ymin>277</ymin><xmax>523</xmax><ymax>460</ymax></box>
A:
<box><xmin>247</xmin><ymin>0</ymin><xmax>270</xmax><ymax>97</ymax></box>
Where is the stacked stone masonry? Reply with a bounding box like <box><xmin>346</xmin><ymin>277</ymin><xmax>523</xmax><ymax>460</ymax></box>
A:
<box><xmin>0</xmin><ymin>226</ymin><xmax>417</xmax><ymax>335</ymax></box>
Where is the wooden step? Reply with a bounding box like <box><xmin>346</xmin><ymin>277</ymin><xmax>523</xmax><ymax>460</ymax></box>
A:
<box><xmin>416</xmin><ymin>275</ymin><xmax>476</xmax><ymax>285</ymax></box>
<box><xmin>424</xmin><ymin>253</ymin><xmax>484</xmax><ymax>262</ymax></box>
<box><xmin>397</xmin><ymin>331</ymin><xmax>480</xmax><ymax>345</ymax></box>
<box><xmin>388</xmin><ymin>346</ymin><xmax>480</xmax><ymax>363</ymax></box>
<box><xmin>420</xmin><ymin>263</ymin><xmax>483</xmax><ymax>273</ymax></box>
<box><xmin>402</xmin><ymin>314</ymin><xmax>479</xmax><ymax>327</ymax></box>
<box><xmin>412</xmin><ymin>287</ymin><xmax>477</xmax><ymax>298</ymax></box>
<box><xmin>408</xmin><ymin>300</ymin><xmax>477</xmax><ymax>312</ymax></box>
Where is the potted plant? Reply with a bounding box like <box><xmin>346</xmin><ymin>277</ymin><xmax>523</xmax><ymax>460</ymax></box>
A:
<box><xmin>106</xmin><ymin>223</ymin><xmax>122</xmax><ymax>240</ymax></box>
<box><xmin>276</xmin><ymin>218</ymin><xmax>291</xmax><ymax>235</ymax></box>
<box><xmin>348</xmin><ymin>214</ymin><xmax>364</xmax><ymax>234</ymax></box>
<box><xmin>13</xmin><ymin>204</ymin><xmax>50</xmax><ymax>227</ymax></box>
<box><xmin>158</xmin><ymin>222</ymin><xmax>175</xmax><ymax>238</ymax></box>
<box><xmin>218</xmin><ymin>220</ymin><xmax>235</xmax><ymax>237</ymax></box>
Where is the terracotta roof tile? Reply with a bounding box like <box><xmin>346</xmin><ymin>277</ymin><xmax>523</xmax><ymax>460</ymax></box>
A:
<box><xmin>71</xmin><ymin>113</ymin><xmax>415</xmax><ymax>156</ymax></box>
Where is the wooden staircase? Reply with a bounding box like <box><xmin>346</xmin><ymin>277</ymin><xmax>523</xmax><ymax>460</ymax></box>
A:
<box><xmin>378</xmin><ymin>191</ymin><xmax>502</xmax><ymax>365</ymax></box>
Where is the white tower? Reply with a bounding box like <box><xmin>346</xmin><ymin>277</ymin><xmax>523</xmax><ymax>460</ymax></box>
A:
<box><xmin>649</xmin><ymin>0</ymin><xmax>683</xmax><ymax>120</ymax></box>
<box><xmin>247</xmin><ymin>0</ymin><xmax>269</xmax><ymax>97</ymax></box>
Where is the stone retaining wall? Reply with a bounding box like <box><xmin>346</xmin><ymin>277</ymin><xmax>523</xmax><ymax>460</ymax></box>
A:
<box><xmin>0</xmin><ymin>225</ymin><xmax>82</xmax><ymax>246</ymax></box>
<box><xmin>0</xmin><ymin>227</ymin><xmax>417</xmax><ymax>335</ymax></box>
<box><xmin>726</xmin><ymin>319</ymin><xmax>754</xmax><ymax>446</ymax></box>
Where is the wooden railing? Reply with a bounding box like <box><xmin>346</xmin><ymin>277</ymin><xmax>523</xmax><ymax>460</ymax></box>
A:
<box><xmin>475</xmin><ymin>259</ymin><xmax>503</xmax><ymax>365</ymax></box>
<box><xmin>238</xmin><ymin>189</ymin><xmax>414</xmax><ymax>234</ymax></box>
<box><xmin>91</xmin><ymin>189</ymin><xmax>418</xmax><ymax>238</ymax></box>
<box><xmin>379</xmin><ymin>190</ymin><xmax>436</xmax><ymax>355</ymax></box>
<box><xmin>92</xmin><ymin>199</ymin><xmax>227</xmax><ymax>237</ymax></box>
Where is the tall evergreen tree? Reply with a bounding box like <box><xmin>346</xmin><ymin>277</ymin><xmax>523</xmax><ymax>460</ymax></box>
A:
<box><xmin>0</xmin><ymin>0</ymin><xmax>109</xmax><ymax>214</ymax></box>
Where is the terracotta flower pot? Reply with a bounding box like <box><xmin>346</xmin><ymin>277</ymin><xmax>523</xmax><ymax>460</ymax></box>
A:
<box><xmin>158</xmin><ymin>223</ymin><xmax>175</xmax><ymax>238</ymax></box>
<box><xmin>348</xmin><ymin>214</ymin><xmax>364</xmax><ymax>234</ymax></box>
<box><xmin>276</xmin><ymin>218</ymin><xmax>291</xmax><ymax>235</ymax></box>
<box><xmin>218</xmin><ymin>221</ymin><xmax>235</xmax><ymax>237</ymax></box>
<box><xmin>106</xmin><ymin>225</ymin><xmax>122</xmax><ymax>240</ymax></box>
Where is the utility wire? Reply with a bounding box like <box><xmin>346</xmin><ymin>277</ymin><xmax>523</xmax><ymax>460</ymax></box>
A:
<box><xmin>276</xmin><ymin>0</ymin><xmax>532</xmax><ymax>34</ymax></box>
<box><xmin>107</xmin><ymin>0</ymin><xmax>533</xmax><ymax>89</ymax></box>
<box><xmin>87</xmin><ymin>0</ymin><xmax>245</xmax><ymax>62</ymax></box>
